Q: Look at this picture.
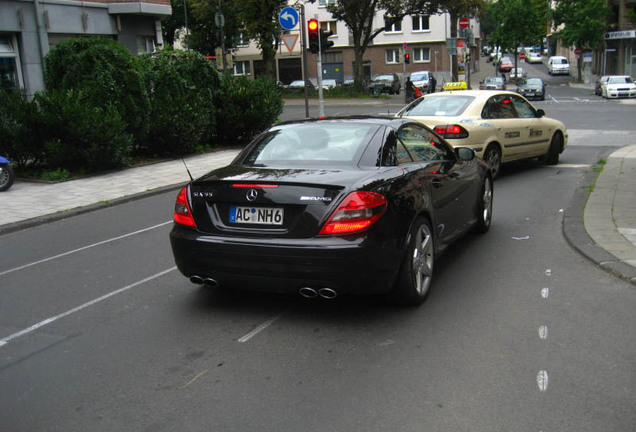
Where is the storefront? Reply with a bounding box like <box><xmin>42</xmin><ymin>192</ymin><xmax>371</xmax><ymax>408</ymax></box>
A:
<box><xmin>604</xmin><ymin>30</ymin><xmax>636</xmax><ymax>78</ymax></box>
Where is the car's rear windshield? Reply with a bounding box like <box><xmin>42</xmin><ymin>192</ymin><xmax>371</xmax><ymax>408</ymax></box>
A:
<box><xmin>373</xmin><ymin>75</ymin><xmax>393</xmax><ymax>81</ymax></box>
<box><xmin>242</xmin><ymin>123</ymin><xmax>380</xmax><ymax>167</ymax></box>
<box><xmin>401</xmin><ymin>95</ymin><xmax>475</xmax><ymax>117</ymax></box>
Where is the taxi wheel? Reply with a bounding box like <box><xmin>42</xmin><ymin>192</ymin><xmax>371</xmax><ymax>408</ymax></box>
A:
<box><xmin>483</xmin><ymin>144</ymin><xmax>502</xmax><ymax>179</ymax></box>
<box><xmin>544</xmin><ymin>133</ymin><xmax>562</xmax><ymax>165</ymax></box>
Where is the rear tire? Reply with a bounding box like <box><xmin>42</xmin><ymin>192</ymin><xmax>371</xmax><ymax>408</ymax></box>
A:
<box><xmin>392</xmin><ymin>218</ymin><xmax>435</xmax><ymax>306</ymax></box>
<box><xmin>483</xmin><ymin>144</ymin><xmax>502</xmax><ymax>179</ymax></box>
<box><xmin>543</xmin><ymin>133</ymin><xmax>562</xmax><ymax>165</ymax></box>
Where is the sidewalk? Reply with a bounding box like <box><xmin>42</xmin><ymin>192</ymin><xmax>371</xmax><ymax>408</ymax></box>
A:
<box><xmin>1</xmin><ymin>113</ymin><xmax>635</xmax><ymax>286</ymax></box>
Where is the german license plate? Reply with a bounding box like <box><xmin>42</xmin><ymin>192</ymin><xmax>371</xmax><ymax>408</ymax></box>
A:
<box><xmin>229</xmin><ymin>206</ymin><xmax>283</xmax><ymax>225</ymax></box>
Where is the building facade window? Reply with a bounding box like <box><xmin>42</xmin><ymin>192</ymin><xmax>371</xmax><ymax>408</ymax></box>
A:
<box><xmin>413</xmin><ymin>48</ymin><xmax>431</xmax><ymax>63</ymax></box>
<box><xmin>233</xmin><ymin>61</ymin><xmax>251</xmax><ymax>76</ymax></box>
<box><xmin>384</xmin><ymin>18</ymin><xmax>402</xmax><ymax>33</ymax></box>
<box><xmin>0</xmin><ymin>35</ymin><xmax>23</xmax><ymax>91</ymax></box>
<box><xmin>385</xmin><ymin>48</ymin><xmax>400</xmax><ymax>64</ymax></box>
<box><xmin>414</xmin><ymin>47</ymin><xmax>431</xmax><ymax>63</ymax></box>
<box><xmin>412</xmin><ymin>15</ymin><xmax>430</xmax><ymax>32</ymax></box>
<box><xmin>237</xmin><ymin>31</ymin><xmax>250</xmax><ymax>47</ymax></box>
<box><xmin>136</xmin><ymin>36</ymin><xmax>156</xmax><ymax>54</ymax></box>
<box><xmin>320</xmin><ymin>21</ymin><xmax>338</xmax><ymax>36</ymax></box>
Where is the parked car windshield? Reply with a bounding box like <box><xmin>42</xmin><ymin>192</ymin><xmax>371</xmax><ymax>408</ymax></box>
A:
<box><xmin>411</xmin><ymin>73</ymin><xmax>429</xmax><ymax>81</ymax></box>
<box><xmin>484</xmin><ymin>76</ymin><xmax>505</xmax><ymax>84</ymax></box>
<box><xmin>243</xmin><ymin>123</ymin><xmax>379</xmax><ymax>166</ymax></box>
<box><xmin>373</xmin><ymin>75</ymin><xmax>394</xmax><ymax>82</ymax></box>
<box><xmin>400</xmin><ymin>95</ymin><xmax>475</xmax><ymax>117</ymax></box>
<box><xmin>526</xmin><ymin>78</ymin><xmax>543</xmax><ymax>85</ymax></box>
<box><xmin>608</xmin><ymin>76</ymin><xmax>633</xmax><ymax>84</ymax></box>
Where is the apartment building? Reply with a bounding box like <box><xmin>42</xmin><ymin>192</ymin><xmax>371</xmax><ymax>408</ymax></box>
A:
<box><xmin>0</xmin><ymin>0</ymin><xmax>172</xmax><ymax>97</ymax></box>
<box><xmin>232</xmin><ymin>2</ymin><xmax>480</xmax><ymax>86</ymax></box>
<box><xmin>603</xmin><ymin>0</ymin><xmax>636</xmax><ymax>76</ymax></box>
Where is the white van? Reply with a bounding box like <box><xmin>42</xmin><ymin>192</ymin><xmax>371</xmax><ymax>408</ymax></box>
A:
<box><xmin>548</xmin><ymin>56</ymin><xmax>569</xmax><ymax>75</ymax></box>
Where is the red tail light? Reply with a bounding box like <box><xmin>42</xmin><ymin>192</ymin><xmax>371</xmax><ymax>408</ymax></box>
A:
<box><xmin>174</xmin><ymin>187</ymin><xmax>197</xmax><ymax>228</ymax></box>
<box><xmin>433</xmin><ymin>125</ymin><xmax>469</xmax><ymax>139</ymax></box>
<box><xmin>318</xmin><ymin>191</ymin><xmax>387</xmax><ymax>235</ymax></box>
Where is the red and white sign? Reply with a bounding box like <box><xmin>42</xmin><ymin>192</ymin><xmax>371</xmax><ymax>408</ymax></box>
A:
<box><xmin>281</xmin><ymin>34</ymin><xmax>299</xmax><ymax>53</ymax></box>
<box><xmin>574</xmin><ymin>48</ymin><xmax>581</xmax><ymax>55</ymax></box>
<box><xmin>459</xmin><ymin>17</ymin><xmax>470</xmax><ymax>29</ymax></box>
<box><xmin>457</xmin><ymin>39</ymin><xmax>465</xmax><ymax>48</ymax></box>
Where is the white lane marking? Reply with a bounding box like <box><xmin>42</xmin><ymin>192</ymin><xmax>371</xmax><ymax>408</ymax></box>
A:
<box><xmin>238</xmin><ymin>308</ymin><xmax>293</xmax><ymax>343</ymax></box>
<box><xmin>537</xmin><ymin>370</ymin><xmax>549</xmax><ymax>392</ymax></box>
<box><xmin>0</xmin><ymin>221</ymin><xmax>173</xmax><ymax>277</ymax></box>
<box><xmin>539</xmin><ymin>325</ymin><xmax>549</xmax><ymax>340</ymax></box>
<box><xmin>545</xmin><ymin>269</ymin><xmax>552</xmax><ymax>276</ymax></box>
<box><xmin>0</xmin><ymin>267</ymin><xmax>176</xmax><ymax>347</ymax></box>
<box><xmin>541</xmin><ymin>288</ymin><xmax>550</xmax><ymax>299</ymax></box>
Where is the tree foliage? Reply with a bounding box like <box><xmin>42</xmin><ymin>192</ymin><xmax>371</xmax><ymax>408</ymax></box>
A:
<box><xmin>237</xmin><ymin>0</ymin><xmax>287</xmax><ymax>80</ymax></box>
<box><xmin>551</xmin><ymin>0</ymin><xmax>611</xmax><ymax>80</ymax></box>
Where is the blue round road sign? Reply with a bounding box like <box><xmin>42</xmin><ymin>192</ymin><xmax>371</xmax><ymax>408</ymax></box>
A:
<box><xmin>279</xmin><ymin>7</ymin><xmax>299</xmax><ymax>30</ymax></box>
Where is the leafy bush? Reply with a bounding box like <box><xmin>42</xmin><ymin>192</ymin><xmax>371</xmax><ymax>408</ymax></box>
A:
<box><xmin>215</xmin><ymin>75</ymin><xmax>283</xmax><ymax>145</ymax></box>
<box><xmin>139</xmin><ymin>50</ymin><xmax>220</xmax><ymax>156</ymax></box>
<box><xmin>0</xmin><ymin>89</ymin><xmax>47</xmax><ymax>168</ymax></box>
<box><xmin>35</xmin><ymin>90</ymin><xmax>133</xmax><ymax>172</ymax></box>
<box><xmin>43</xmin><ymin>37</ymin><xmax>150</xmax><ymax>147</ymax></box>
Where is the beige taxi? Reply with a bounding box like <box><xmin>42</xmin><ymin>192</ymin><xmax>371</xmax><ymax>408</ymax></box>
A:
<box><xmin>396</xmin><ymin>90</ymin><xmax>568</xmax><ymax>177</ymax></box>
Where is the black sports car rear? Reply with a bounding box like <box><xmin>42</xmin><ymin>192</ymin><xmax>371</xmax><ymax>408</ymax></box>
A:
<box><xmin>170</xmin><ymin>117</ymin><xmax>493</xmax><ymax>305</ymax></box>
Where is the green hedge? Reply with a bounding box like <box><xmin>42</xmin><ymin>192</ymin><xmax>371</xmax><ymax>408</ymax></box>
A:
<box><xmin>2</xmin><ymin>39</ymin><xmax>284</xmax><ymax>177</ymax></box>
<box><xmin>138</xmin><ymin>50</ymin><xmax>220</xmax><ymax>157</ymax></box>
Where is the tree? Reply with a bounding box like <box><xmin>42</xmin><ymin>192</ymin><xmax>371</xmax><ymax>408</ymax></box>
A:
<box><xmin>237</xmin><ymin>0</ymin><xmax>287</xmax><ymax>80</ymax></box>
<box><xmin>487</xmin><ymin>0</ymin><xmax>544</xmax><ymax>74</ymax></box>
<box><xmin>551</xmin><ymin>0</ymin><xmax>611</xmax><ymax>81</ymax></box>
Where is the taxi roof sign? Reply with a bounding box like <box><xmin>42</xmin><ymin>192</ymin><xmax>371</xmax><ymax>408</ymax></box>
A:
<box><xmin>442</xmin><ymin>81</ymin><xmax>468</xmax><ymax>90</ymax></box>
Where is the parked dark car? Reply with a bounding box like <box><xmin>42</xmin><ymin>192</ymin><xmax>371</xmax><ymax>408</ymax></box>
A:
<box><xmin>516</xmin><ymin>77</ymin><xmax>547</xmax><ymax>100</ymax></box>
<box><xmin>368</xmin><ymin>73</ymin><xmax>401</xmax><ymax>95</ymax></box>
<box><xmin>170</xmin><ymin>117</ymin><xmax>493</xmax><ymax>305</ymax></box>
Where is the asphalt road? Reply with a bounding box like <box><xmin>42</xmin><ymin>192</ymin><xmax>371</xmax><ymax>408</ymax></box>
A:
<box><xmin>1</xmin><ymin>79</ymin><xmax>635</xmax><ymax>431</ymax></box>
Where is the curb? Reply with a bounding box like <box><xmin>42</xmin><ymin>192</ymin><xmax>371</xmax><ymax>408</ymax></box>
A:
<box><xmin>562</xmin><ymin>163</ymin><xmax>636</xmax><ymax>286</ymax></box>
<box><xmin>0</xmin><ymin>183</ymin><xmax>184</xmax><ymax>236</ymax></box>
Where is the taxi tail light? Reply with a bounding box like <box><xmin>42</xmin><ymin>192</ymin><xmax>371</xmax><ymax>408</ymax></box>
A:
<box><xmin>319</xmin><ymin>191</ymin><xmax>387</xmax><ymax>235</ymax></box>
<box><xmin>174</xmin><ymin>187</ymin><xmax>197</xmax><ymax>228</ymax></box>
<box><xmin>434</xmin><ymin>125</ymin><xmax>469</xmax><ymax>139</ymax></box>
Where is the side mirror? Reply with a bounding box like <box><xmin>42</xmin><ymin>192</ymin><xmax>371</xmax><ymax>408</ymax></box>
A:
<box><xmin>456</xmin><ymin>147</ymin><xmax>476</xmax><ymax>161</ymax></box>
<box><xmin>536</xmin><ymin>109</ymin><xmax>546</xmax><ymax>118</ymax></box>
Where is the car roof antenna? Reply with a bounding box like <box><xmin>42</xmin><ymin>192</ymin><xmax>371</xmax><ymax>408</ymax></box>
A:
<box><xmin>181</xmin><ymin>158</ymin><xmax>194</xmax><ymax>182</ymax></box>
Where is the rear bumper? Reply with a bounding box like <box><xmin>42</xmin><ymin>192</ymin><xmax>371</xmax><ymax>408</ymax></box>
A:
<box><xmin>170</xmin><ymin>225</ymin><xmax>402</xmax><ymax>296</ymax></box>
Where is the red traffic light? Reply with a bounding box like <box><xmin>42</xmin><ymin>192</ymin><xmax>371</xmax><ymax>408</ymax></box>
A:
<box><xmin>404</xmin><ymin>53</ymin><xmax>410</xmax><ymax>64</ymax></box>
<box><xmin>308</xmin><ymin>19</ymin><xmax>320</xmax><ymax>53</ymax></box>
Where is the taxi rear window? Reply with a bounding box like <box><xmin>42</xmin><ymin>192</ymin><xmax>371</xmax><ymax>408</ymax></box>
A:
<box><xmin>400</xmin><ymin>95</ymin><xmax>474</xmax><ymax>117</ymax></box>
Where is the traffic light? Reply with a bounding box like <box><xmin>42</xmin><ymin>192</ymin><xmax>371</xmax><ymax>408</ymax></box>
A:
<box><xmin>404</xmin><ymin>52</ymin><xmax>410</xmax><ymax>64</ymax></box>
<box><xmin>320</xmin><ymin>29</ymin><xmax>334</xmax><ymax>52</ymax></box>
<box><xmin>308</xmin><ymin>19</ymin><xmax>319</xmax><ymax>53</ymax></box>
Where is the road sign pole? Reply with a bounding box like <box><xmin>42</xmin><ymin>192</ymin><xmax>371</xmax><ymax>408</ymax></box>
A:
<box><xmin>299</xmin><ymin>5</ymin><xmax>309</xmax><ymax>118</ymax></box>
<box><xmin>317</xmin><ymin>20</ymin><xmax>324</xmax><ymax>119</ymax></box>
